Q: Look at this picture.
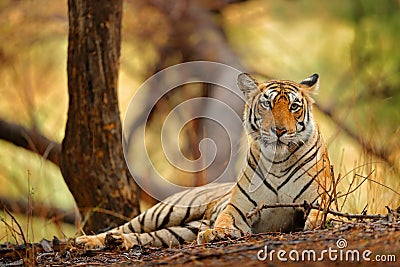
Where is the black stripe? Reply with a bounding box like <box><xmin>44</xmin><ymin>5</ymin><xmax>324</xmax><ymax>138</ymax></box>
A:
<box><xmin>201</xmin><ymin>220</ymin><xmax>210</xmax><ymax>226</ymax></box>
<box><xmin>295</xmin><ymin>100</ymin><xmax>307</xmax><ymax>133</ymax></box>
<box><xmin>275</xmin><ymin>93</ymin><xmax>289</xmax><ymax>102</ymax></box>
<box><xmin>186</xmin><ymin>226</ymin><xmax>199</xmax><ymax>236</ymax></box>
<box><xmin>262</xmin><ymin>178</ymin><xmax>278</xmax><ymax>195</ymax></box>
<box><xmin>179</xmin><ymin>207</ymin><xmax>192</xmax><ymax>226</ymax></box>
<box><xmin>249</xmin><ymin>147</ymin><xmax>260</xmax><ymax>166</ymax></box>
<box><xmin>153</xmin><ymin>231</ymin><xmax>169</xmax><ymax>247</ymax></box>
<box><xmin>249</xmin><ymin>154</ymin><xmax>278</xmax><ymax>195</ymax></box>
<box><xmin>135</xmin><ymin>234</ymin><xmax>142</xmax><ymax>246</ymax></box>
<box><xmin>297</xmin><ymin>121</ymin><xmax>306</xmax><ymax>133</ymax></box>
<box><xmin>127</xmin><ymin>222</ymin><xmax>135</xmax><ymax>233</ymax></box>
<box><xmin>277</xmin><ymin>141</ymin><xmax>304</xmax><ymax>164</ymax></box>
<box><xmin>144</xmin><ymin>232</ymin><xmax>155</xmax><ymax>244</ymax></box>
<box><xmin>277</xmin><ymin>135</ymin><xmax>320</xmax><ymax>176</ymax></box>
<box><xmin>303</xmin><ymin>99</ymin><xmax>309</xmax><ymax>122</ymax></box>
<box><xmin>293</xmin><ymin>167</ymin><xmax>326</xmax><ymax>202</ymax></box>
<box><xmin>247</xmin><ymin>157</ymin><xmax>278</xmax><ymax>195</ymax></box>
<box><xmin>265</xmin><ymin>85</ymin><xmax>279</xmax><ymax>90</ymax></box>
<box><xmin>158</xmin><ymin>205</ymin><xmax>174</xmax><ymax>229</ymax></box>
<box><xmin>293</xmin><ymin>155</ymin><xmax>324</xmax><ymax>183</ymax></box>
<box><xmin>138</xmin><ymin>210</ymin><xmax>147</xmax><ymax>233</ymax></box>
<box><xmin>243</xmin><ymin>171</ymin><xmax>251</xmax><ymax>183</ymax></box>
<box><xmin>237</xmin><ymin>182</ymin><xmax>258</xmax><ymax>207</ymax></box>
<box><xmin>166</xmin><ymin>228</ymin><xmax>186</xmax><ymax>244</ymax></box>
<box><xmin>151</xmin><ymin>202</ymin><xmax>164</xmax><ymax>221</ymax></box>
<box><xmin>249</xmin><ymin>98</ymin><xmax>259</xmax><ymax>131</ymax></box>
<box><xmin>277</xmin><ymin>145</ymin><xmax>321</xmax><ymax>190</ymax></box>
<box><xmin>247</xmin><ymin>155</ymin><xmax>261</xmax><ymax>176</ymax></box>
<box><xmin>154</xmin><ymin>204</ymin><xmax>170</xmax><ymax>229</ymax></box>
<box><xmin>260</xmin><ymin>140</ymin><xmax>305</xmax><ymax>165</ymax></box>
<box><xmin>230</xmin><ymin>213</ymin><xmax>242</xmax><ymax>232</ymax></box>
<box><xmin>281</xmin><ymin>141</ymin><xmax>316</xmax><ymax>173</ymax></box>
<box><xmin>265</xmin><ymin>170</ymin><xmax>281</xmax><ymax>179</ymax></box>
<box><xmin>227</xmin><ymin>203</ymin><xmax>250</xmax><ymax>227</ymax></box>
<box><xmin>159</xmin><ymin>186</ymin><xmax>216</xmax><ymax>229</ymax></box>
<box><xmin>283</xmin><ymin>84</ymin><xmax>300</xmax><ymax>94</ymax></box>
<box><xmin>177</xmin><ymin>187</ymin><xmax>223</xmax><ymax>226</ymax></box>
<box><xmin>156</xmin><ymin>189</ymin><xmax>193</xmax><ymax>229</ymax></box>
<box><xmin>248</xmin><ymin>105</ymin><xmax>258</xmax><ymax>132</ymax></box>
<box><xmin>177</xmin><ymin>186</ymin><xmax>218</xmax><ymax>226</ymax></box>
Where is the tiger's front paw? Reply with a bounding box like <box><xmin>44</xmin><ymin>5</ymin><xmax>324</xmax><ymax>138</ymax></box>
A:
<box><xmin>104</xmin><ymin>232</ymin><xmax>138</xmax><ymax>250</ymax></box>
<box><xmin>197</xmin><ymin>228</ymin><xmax>242</xmax><ymax>244</ymax></box>
<box><xmin>75</xmin><ymin>234</ymin><xmax>106</xmax><ymax>249</ymax></box>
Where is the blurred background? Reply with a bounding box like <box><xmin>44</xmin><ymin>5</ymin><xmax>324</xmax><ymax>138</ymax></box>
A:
<box><xmin>0</xmin><ymin>0</ymin><xmax>399</xmax><ymax>243</ymax></box>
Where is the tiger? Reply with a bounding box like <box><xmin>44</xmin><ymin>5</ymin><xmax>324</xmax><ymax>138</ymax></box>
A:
<box><xmin>75</xmin><ymin>73</ymin><xmax>332</xmax><ymax>249</ymax></box>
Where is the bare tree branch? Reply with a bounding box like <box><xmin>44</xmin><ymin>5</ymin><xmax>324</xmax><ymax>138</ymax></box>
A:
<box><xmin>197</xmin><ymin>0</ymin><xmax>248</xmax><ymax>12</ymax></box>
<box><xmin>0</xmin><ymin>197</ymin><xmax>78</xmax><ymax>225</ymax></box>
<box><xmin>0</xmin><ymin>119</ymin><xmax>61</xmax><ymax>166</ymax></box>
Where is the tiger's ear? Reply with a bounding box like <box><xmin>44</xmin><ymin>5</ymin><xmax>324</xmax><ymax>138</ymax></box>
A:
<box><xmin>300</xmin><ymin>73</ymin><xmax>319</xmax><ymax>94</ymax></box>
<box><xmin>237</xmin><ymin>73</ymin><xmax>259</xmax><ymax>98</ymax></box>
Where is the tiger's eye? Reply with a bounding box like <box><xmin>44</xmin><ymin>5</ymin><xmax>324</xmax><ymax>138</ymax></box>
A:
<box><xmin>290</xmin><ymin>103</ymin><xmax>301</xmax><ymax>112</ymax></box>
<box><xmin>260</xmin><ymin>100</ymin><xmax>271</xmax><ymax>109</ymax></box>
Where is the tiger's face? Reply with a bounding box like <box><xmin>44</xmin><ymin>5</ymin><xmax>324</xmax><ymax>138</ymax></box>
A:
<box><xmin>237</xmin><ymin>73</ymin><xmax>319</xmax><ymax>151</ymax></box>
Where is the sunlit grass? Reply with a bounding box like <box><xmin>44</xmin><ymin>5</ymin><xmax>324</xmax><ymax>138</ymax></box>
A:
<box><xmin>0</xmin><ymin>211</ymin><xmax>76</xmax><ymax>244</ymax></box>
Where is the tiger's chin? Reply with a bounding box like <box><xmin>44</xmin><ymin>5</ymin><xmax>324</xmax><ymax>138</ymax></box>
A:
<box><xmin>274</xmin><ymin>143</ymin><xmax>293</xmax><ymax>157</ymax></box>
<box><xmin>260</xmin><ymin>138</ymin><xmax>303</xmax><ymax>159</ymax></box>
<box><xmin>260</xmin><ymin>141</ymin><xmax>286</xmax><ymax>160</ymax></box>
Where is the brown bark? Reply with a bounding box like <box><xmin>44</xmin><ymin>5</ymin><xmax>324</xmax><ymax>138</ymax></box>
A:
<box><xmin>62</xmin><ymin>0</ymin><xmax>139</xmax><ymax>233</ymax></box>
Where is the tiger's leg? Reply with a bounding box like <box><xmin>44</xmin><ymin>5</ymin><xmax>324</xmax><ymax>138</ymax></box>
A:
<box><xmin>197</xmin><ymin>188</ymin><xmax>253</xmax><ymax>244</ymax></box>
<box><xmin>75</xmin><ymin>183</ymin><xmax>233</xmax><ymax>249</ymax></box>
<box><xmin>75</xmin><ymin>209</ymin><xmax>201</xmax><ymax>249</ymax></box>
<box><xmin>76</xmin><ymin>219</ymin><xmax>209</xmax><ymax>249</ymax></box>
<box><xmin>75</xmin><ymin>229</ymin><xmax>122</xmax><ymax>249</ymax></box>
<box><xmin>75</xmin><ymin>201</ymin><xmax>189</xmax><ymax>249</ymax></box>
<box><xmin>105</xmin><ymin>220</ymin><xmax>208</xmax><ymax>249</ymax></box>
<box><xmin>197</xmin><ymin>209</ymin><xmax>248</xmax><ymax>244</ymax></box>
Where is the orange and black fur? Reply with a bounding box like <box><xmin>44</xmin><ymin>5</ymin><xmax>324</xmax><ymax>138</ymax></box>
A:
<box><xmin>76</xmin><ymin>73</ymin><xmax>332</xmax><ymax>249</ymax></box>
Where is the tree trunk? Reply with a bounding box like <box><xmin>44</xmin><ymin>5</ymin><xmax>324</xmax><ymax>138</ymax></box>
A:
<box><xmin>62</xmin><ymin>0</ymin><xmax>139</xmax><ymax>233</ymax></box>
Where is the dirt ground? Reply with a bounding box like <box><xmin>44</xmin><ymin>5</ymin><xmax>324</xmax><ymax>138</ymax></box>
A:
<box><xmin>1</xmin><ymin>219</ymin><xmax>399</xmax><ymax>266</ymax></box>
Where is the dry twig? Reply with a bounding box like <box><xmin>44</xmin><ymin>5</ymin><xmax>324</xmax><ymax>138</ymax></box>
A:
<box><xmin>246</xmin><ymin>201</ymin><xmax>395</xmax><ymax>221</ymax></box>
<box><xmin>0</xmin><ymin>200</ymin><xmax>28</xmax><ymax>246</ymax></box>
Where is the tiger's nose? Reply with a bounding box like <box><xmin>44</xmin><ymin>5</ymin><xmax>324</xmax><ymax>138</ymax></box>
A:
<box><xmin>271</xmin><ymin>127</ymin><xmax>287</xmax><ymax>137</ymax></box>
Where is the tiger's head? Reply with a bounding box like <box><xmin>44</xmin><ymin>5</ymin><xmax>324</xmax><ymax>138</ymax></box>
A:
<box><xmin>237</xmin><ymin>73</ymin><xmax>319</xmax><ymax>151</ymax></box>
